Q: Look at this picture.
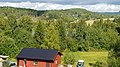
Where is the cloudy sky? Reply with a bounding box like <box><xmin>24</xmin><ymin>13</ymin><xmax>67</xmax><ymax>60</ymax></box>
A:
<box><xmin>0</xmin><ymin>0</ymin><xmax>120</xmax><ymax>12</ymax></box>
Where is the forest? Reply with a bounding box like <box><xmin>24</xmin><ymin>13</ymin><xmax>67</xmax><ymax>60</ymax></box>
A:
<box><xmin>0</xmin><ymin>7</ymin><xmax>120</xmax><ymax>66</ymax></box>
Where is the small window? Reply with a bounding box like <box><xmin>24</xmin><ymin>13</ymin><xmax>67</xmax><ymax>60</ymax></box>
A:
<box><xmin>34</xmin><ymin>60</ymin><xmax>38</xmax><ymax>66</ymax></box>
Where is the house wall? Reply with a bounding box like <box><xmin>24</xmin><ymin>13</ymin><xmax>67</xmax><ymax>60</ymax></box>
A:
<box><xmin>17</xmin><ymin>54</ymin><xmax>61</xmax><ymax>67</ymax></box>
<box><xmin>18</xmin><ymin>59</ymin><xmax>24</xmax><ymax>67</ymax></box>
<box><xmin>26</xmin><ymin>60</ymin><xmax>33</xmax><ymax>67</ymax></box>
<box><xmin>50</xmin><ymin>54</ymin><xmax>61</xmax><ymax>67</ymax></box>
<box><xmin>38</xmin><ymin>61</ymin><xmax>46</xmax><ymax>67</ymax></box>
<box><xmin>18</xmin><ymin>59</ymin><xmax>47</xmax><ymax>67</ymax></box>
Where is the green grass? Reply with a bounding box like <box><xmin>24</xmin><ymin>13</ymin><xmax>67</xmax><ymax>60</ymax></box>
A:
<box><xmin>62</xmin><ymin>51</ymin><xmax>108</xmax><ymax>67</ymax></box>
<box><xmin>9</xmin><ymin>58</ymin><xmax>17</xmax><ymax>62</ymax></box>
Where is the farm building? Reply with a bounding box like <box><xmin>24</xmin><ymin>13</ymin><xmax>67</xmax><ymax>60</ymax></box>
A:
<box><xmin>16</xmin><ymin>48</ymin><xmax>62</xmax><ymax>67</ymax></box>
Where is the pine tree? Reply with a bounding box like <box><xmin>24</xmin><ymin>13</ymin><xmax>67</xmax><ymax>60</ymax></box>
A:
<box><xmin>44</xmin><ymin>22</ymin><xmax>60</xmax><ymax>50</ymax></box>
<box><xmin>56</xmin><ymin>20</ymin><xmax>67</xmax><ymax>51</ymax></box>
<box><xmin>34</xmin><ymin>20</ymin><xmax>45</xmax><ymax>47</ymax></box>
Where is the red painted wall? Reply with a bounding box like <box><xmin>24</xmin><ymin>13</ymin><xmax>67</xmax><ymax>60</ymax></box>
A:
<box><xmin>18</xmin><ymin>59</ymin><xmax>46</xmax><ymax>67</ymax></box>
<box><xmin>52</xmin><ymin>54</ymin><xmax>61</xmax><ymax>67</ymax></box>
<box><xmin>17</xmin><ymin>53</ymin><xmax>61</xmax><ymax>67</ymax></box>
<box><xmin>38</xmin><ymin>61</ymin><xmax>46</xmax><ymax>67</ymax></box>
<box><xmin>18</xmin><ymin>59</ymin><xmax>24</xmax><ymax>66</ymax></box>
<box><xmin>26</xmin><ymin>60</ymin><xmax>33</xmax><ymax>67</ymax></box>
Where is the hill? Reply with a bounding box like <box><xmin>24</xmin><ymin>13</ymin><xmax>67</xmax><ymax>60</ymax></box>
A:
<box><xmin>41</xmin><ymin>8</ymin><xmax>116</xmax><ymax>20</ymax></box>
<box><xmin>0</xmin><ymin>7</ymin><xmax>117</xmax><ymax>20</ymax></box>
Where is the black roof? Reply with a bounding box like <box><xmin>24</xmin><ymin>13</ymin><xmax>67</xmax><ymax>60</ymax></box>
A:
<box><xmin>16</xmin><ymin>48</ymin><xmax>62</xmax><ymax>61</ymax></box>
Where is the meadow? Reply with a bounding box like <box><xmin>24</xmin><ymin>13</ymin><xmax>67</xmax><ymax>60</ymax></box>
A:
<box><xmin>63</xmin><ymin>52</ymin><xmax>108</xmax><ymax>67</ymax></box>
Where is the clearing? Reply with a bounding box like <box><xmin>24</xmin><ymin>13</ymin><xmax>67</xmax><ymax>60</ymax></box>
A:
<box><xmin>63</xmin><ymin>51</ymin><xmax>108</xmax><ymax>67</ymax></box>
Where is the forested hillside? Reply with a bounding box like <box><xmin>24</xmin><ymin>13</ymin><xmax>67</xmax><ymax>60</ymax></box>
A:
<box><xmin>0</xmin><ymin>6</ymin><xmax>120</xmax><ymax>61</ymax></box>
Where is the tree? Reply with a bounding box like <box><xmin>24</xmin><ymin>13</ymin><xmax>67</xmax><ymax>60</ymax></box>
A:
<box><xmin>108</xmin><ymin>40</ymin><xmax>120</xmax><ymax>67</ymax></box>
<box><xmin>0</xmin><ymin>17</ymin><xmax>10</xmax><ymax>32</ymax></box>
<box><xmin>13</xmin><ymin>27</ymin><xmax>34</xmax><ymax>50</ymax></box>
<box><xmin>5</xmin><ymin>15</ymin><xmax>18</xmax><ymax>38</ymax></box>
<box><xmin>56</xmin><ymin>19</ymin><xmax>67</xmax><ymax>51</ymax></box>
<box><xmin>93</xmin><ymin>61</ymin><xmax>107</xmax><ymax>67</ymax></box>
<box><xmin>63</xmin><ymin>51</ymin><xmax>75</xmax><ymax>65</ymax></box>
<box><xmin>0</xmin><ymin>33</ymin><xmax>18</xmax><ymax>58</ymax></box>
<box><xmin>18</xmin><ymin>16</ymin><xmax>33</xmax><ymax>32</ymax></box>
<box><xmin>34</xmin><ymin>20</ymin><xmax>45</xmax><ymax>47</ymax></box>
<box><xmin>113</xmin><ymin>17</ymin><xmax>120</xmax><ymax>25</ymax></box>
<box><xmin>75</xmin><ymin>22</ymin><xmax>89</xmax><ymax>51</ymax></box>
<box><xmin>44</xmin><ymin>22</ymin><xmax>60</xmax><ymax>50</ymax></box>
<box><xmin>10</xmin><ymin>16</ymin><xmax>34</xmax><ymax>52</ymax></box>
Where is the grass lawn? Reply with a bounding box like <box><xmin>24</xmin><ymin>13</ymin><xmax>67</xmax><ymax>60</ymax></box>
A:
<box><xmin>62</xmin><ymin>51</ymin><xmax>108</xmax><ymax>67</ymax></box>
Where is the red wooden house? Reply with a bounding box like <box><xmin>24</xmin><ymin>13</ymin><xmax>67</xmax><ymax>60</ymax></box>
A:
<box><xmin>16</xmin><ymin>48</ymin><xmax>62</xmax><ymax>67</ymax></box>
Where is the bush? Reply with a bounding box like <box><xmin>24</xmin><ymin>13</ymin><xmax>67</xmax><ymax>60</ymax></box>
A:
<box><xmin>63</xmin><ymin>52</ymin><xmax>75</xmax><ymax>65</ymax></box>
<box><xmin>93</xmin><ymin>61</ymin><xmax>107</xmax><ymax>67</ymax></box>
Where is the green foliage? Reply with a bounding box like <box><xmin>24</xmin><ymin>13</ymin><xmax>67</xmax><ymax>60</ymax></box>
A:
<box><xmin>3</xmin><ymin>61</ymin><xmax>10</xmax><ymax>67</ymax></box>
<box><xmin>18</xmin><ymin>16</ymin><xmax>33</xmax><ymax>32</ymax></box>
<box><xmin>93</xmin><ymin>61</ymin><xmax>107</xmax><ymax>67</ymax></box>
<box><xmin>0</xmin><ymin>33</ymin><xmax>17</xmax><ymax>57</ymax></box>
<box><xmin>63</xmin><ymin>52</ymin><xmax>108</xmax><ymax>67</ymax></box>
<box><xmin>113</xmin><ymin>17</ymin><xmax>120</xmax><ymax>25</ymax></box>
<box><xmin>0</xmin><ymin>7</ymin><xmax>119</xmax><ymax>59</ymax></box>
<box><xmin>0</xmin><ymin>17</ymin><xmax>10</xmax><ymax>32</ymax></box>
<box><xmin>56</xmin><ymin>20</ymin><xmax>67</xmax><ymax>51</ymax></box>
<box><xmin>0</xmin><ymin>7</ymin><xmax>38</xmax><ymax>17</ymax></box>
<box><xmin>34</xmin><ymin>20</ymin><xmax>45</xmax><ymax>47</ymax></box>
<box><xmin>108</xmin><ymin>40</ymin><xmax>120</xmax><ymax>67</ymax></box>
<box><xmin>44</xmin><ymin>22</ymin><xmax>60</xmax><ymax>50</ymax></box>
<box><xmin>63</xmin><ymin>51</ymin><xmax>75</xmax><ymax>65</ymax></box>
<box><xmin>108</xmin><ymin>57</ymin><xmax>120</xmax><ymax>67</ymax></box>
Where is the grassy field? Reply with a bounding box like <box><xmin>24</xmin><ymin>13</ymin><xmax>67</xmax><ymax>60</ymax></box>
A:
<box><xmin>85</xmin><ymin>18</ymin><xmax>114</xmax><ymax>26</ymax></box>
<box><xmin>62</xmin><ymin>52</ymin><xmax>108</xmax><ymax>67</ymax></box>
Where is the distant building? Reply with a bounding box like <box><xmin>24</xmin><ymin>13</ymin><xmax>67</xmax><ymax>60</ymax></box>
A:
<box><xmin>16</xmin><ymin>48</ymin><xmax>62</xmax><ymax>67</ymax></box>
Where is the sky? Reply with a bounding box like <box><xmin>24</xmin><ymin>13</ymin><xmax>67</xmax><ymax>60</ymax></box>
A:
<box><xmin>0</xmin><ymin>0</ymin><xmax>120</xmax><ymax>12</ymax></box>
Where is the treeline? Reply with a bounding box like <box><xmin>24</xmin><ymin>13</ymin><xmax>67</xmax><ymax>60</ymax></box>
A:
<box><xmin>0</xmin><ymin>7</ymin><xmax>116</xmax><ymax>20</ymax></box>
<box><xmin>108</xmin><ymin>17</ymin><xmax>120</xmax><ymax>67</ymax></box>
<box><xmin>0</xmin><ymin>7</ymin><xmax>120</xmax><ymax>59</ymax></box>
<box><xmin>0</xmin><ymin>6</ymin><xmax>46</xmax><ymax>17</ymax></box>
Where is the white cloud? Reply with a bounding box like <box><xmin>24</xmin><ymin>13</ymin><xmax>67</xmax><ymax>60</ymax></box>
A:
<box><xmin>83</xmin><ymin>4</ymin><xmax>120</xmax><ymax>12</ymax></box>
<box><xmin>0</xmin><ymin>2</ymin><xmax>120</xmax><ymax>12</ymax></box>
